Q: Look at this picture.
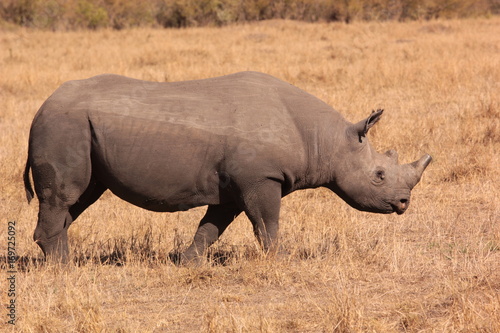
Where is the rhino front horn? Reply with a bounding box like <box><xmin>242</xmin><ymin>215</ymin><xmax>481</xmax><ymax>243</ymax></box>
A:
<box><xmin>415</xmin><ymin>154</ymin><xmax>432</xmax><ymax>172</ymax></box>
<box><xmin>407</xmin><ymin>154</ymin><xmax>432</xmax><ymax>188</ymax></box>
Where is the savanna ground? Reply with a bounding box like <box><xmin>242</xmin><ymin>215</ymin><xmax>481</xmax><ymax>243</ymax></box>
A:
<box><xmin>0</xmin><ymin>17</ymin><xmax>499</xmax><ymax>332</ymax></box>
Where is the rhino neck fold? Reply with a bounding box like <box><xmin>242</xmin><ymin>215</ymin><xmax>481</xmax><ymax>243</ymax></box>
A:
<box><xmin>299</xmin><ymin>117</ymin><xmax>346</xmax><ymax>190</ymax></box>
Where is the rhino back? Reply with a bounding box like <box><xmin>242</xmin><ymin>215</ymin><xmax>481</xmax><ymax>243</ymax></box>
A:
<box><xmin>80</xmin><ymin>72</ymin><xmax>314</xmax><ymax>143</ymax></box>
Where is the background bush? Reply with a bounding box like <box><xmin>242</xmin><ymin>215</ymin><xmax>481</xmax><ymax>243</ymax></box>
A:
<box><xmin>1</xmin><ymin>0</ymin><xmax>499</xmax><ymax>29</ymax></box>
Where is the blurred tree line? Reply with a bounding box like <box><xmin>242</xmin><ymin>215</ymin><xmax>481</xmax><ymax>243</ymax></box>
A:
<box><xmin>1</xmin><ymin>0</ymin><xmax>499</xmax><ymax>30</ymax></box>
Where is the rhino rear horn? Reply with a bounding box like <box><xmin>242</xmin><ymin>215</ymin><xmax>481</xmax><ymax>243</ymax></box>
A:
<box><xmin>352</xmin><ymin>109</ymin><xmax>384</xmax><ymax>142</ymax></box>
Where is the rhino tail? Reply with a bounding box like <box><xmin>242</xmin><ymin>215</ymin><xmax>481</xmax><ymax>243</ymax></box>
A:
<box><xmin>24</xmin><ymin>156</ymin><xmax>34</xmax><ymax>204</ymax></box>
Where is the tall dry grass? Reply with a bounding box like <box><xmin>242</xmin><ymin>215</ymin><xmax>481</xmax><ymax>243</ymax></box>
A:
<box><xmin>0</xmin><ymin>17</ymin><xmax>499</xmax><ymax>332</ymax></box>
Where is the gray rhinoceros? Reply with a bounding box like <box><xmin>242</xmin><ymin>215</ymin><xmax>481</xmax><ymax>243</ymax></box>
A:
<box><xmin>24</xmin><ymin>71</ymin><xmax>431</xmax><ymax>264</ymax></box>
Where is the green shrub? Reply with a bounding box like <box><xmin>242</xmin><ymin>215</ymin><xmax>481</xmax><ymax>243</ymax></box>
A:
<box><xmin>76</xmin><ymin>0</ymin><xmax>109</xmax><ymax>29</ymax></box>
<box><xmin>106</xmin><ymin>0</ymin><xmax>155</xmax><ymax>29</ymax></box>
<box><xmin>1</xmin><ymin>0</ymin><xmax>38</xmax><ymax>26</ymax></box>
<box><xmin>155</xmin><ymin>0</ymin><xmax>191</xmax><ymax>27</ymax></box>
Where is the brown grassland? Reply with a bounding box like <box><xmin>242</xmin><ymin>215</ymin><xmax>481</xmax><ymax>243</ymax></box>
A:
<box><xmin>1</xmin><ymin>17</ymin><xmax>499</xmax><ymax>332</ymax></box>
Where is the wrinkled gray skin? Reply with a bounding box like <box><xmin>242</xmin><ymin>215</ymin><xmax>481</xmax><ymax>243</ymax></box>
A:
<box><xmin>24</xmin><ymin>71</ymin><xmax>431</xmax><ymax>264</ymax></box>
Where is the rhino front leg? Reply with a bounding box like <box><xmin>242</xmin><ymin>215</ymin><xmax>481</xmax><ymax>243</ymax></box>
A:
<box><xmin>242</xmin><ymin>180</ymin><xmax>282</xmax><ymax>254</ymax></box>
<box><xmin>180</xmin><ymin>203</ymin><xmax>241</xmax><ymax>265</ymax></box>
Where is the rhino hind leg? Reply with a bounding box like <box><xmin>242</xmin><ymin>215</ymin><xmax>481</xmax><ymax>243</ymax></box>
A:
<box><xmin>179</xmin><ymin>203</ymin><xmax>242</xmax><ymax>265</ymax></box>
<box><xmin>34</xmin><ymin>179</ymin><xmax>106</xmax><ymax>264</ymax></box>
<box><xmin>34</xmin><ymin>202</ymin><xmax>71</xmax><ymax>263</ymax></box>
<box><xmin>30</xmin><ymin>141</ymin><xmax>99</xmax><ymax>263</ymax></box>
<box><xmin>35</xmin><ymin>179</ymin><xmax>106</xmax><ymax>264</ymax></box>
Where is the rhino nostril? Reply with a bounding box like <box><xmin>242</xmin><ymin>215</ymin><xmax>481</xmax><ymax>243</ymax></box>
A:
<box><xmin>398</xmin><ymin>198</ymin><xmax>409</xmax><ymax>210</ymax></box>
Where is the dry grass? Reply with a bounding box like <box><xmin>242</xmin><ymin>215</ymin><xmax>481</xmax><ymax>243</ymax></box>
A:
<box><xmin>1</xmin><ymin>18</ymin><xmax>499</xmax><ymax>332</ymax></box>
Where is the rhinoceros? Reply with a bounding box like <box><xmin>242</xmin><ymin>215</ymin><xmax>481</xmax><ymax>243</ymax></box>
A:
<box><xmin>24</xmin><ymin>71</ymin><xmax>431</xmax><ymax>264</ymax></box>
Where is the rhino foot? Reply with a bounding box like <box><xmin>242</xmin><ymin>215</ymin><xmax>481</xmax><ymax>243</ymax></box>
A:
<box><xmin>168</xmin><ymin>250</ymin><xmax>206</xmax><ymax>267</ymax></box>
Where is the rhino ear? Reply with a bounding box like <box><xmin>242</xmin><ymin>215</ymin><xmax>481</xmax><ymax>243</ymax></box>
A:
<box><xmin>351</xmin><ymin>109</ymin><xmax>384</xmax><ymax>143</ymax></box>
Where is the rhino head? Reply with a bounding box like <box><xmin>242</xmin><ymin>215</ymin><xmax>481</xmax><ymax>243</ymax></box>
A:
<box><xmin>328</xmin><ymin>109</ymin><xmax>432</xmax><ymax>215</ymax></box>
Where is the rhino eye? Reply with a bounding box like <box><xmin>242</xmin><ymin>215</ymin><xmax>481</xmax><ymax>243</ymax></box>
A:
<box><xmin>373</xmin><ymin>169</ymin><xmax>386</xmax><ymax>183</ymax></box>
